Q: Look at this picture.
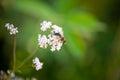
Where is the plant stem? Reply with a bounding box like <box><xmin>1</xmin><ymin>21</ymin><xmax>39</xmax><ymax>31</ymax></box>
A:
<box><xmin>17</xmin><ymin>46</ymin><xmax>39</xmax><ymax>69</ymax></box>
<box><xmin>13</xmin><ymin>34</ymin><xmax>16</xmax><ymax>71</ymax></box>
<box><xmin>6</xmin><ymin>34</ymin><xmax>17</xmax><ymax>80</ymax></box>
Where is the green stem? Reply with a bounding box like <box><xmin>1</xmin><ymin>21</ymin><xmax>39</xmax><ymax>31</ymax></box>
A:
<box><xmin>17</xmin><ymin>46</ymin><xmax>39</xmax><ymax>69</ymax></box>
<box><xmin>13</xmin><ymin>34</ymin><xmax>16</xmax><ymax>71</ymax></box>
<box><xmin>6</xmin><ymin>34</ymin><xmax>17</xmax><ymax>80</ymax></box>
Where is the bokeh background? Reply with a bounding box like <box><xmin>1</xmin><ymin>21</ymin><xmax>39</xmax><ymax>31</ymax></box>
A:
<box><xmin>0</xmin><ymin>0</ymin><xmax>120</xmax><ymax>80</ymax></box>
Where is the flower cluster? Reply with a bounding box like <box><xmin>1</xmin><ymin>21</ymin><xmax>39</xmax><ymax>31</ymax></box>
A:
<box><xmin>5</xmin><ymin>23</ymin><xmax>18</xmax><ymax>35</ymax></box>
<box><xmin>32</xmin><ymin>57</ymin><xmax>43</xmax><ymax>71</ymax></box>
<box><xmin>38</xmin><ymin>21</ymin><xmax>65</xmax><ymax>51</ymax></box>
<box><xmin>40</xmin><ymin>21</ymin><xmax>52</xmax><ymax>31</ymax></box>
<box><xmin>4</xmin><ymin>21</ymin><xmax>66</xmax><ymax>72</ymax></box>
<box><xmin>38</xmin><ymin>34</ymin><xmax>48</xmax><ymax>48</ymax></box>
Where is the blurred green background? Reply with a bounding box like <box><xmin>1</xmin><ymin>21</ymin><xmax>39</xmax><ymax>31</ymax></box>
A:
<box><xmin>0</xmin><ymin>0</ymin><xmax>120</xmax><ymax>80</ymax></box>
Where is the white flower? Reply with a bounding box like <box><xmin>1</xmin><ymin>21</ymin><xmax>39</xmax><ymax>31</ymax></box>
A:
<box><xmin>48</xmin><ymin>25</ymin><xmax>64</xmax><ymax>51</ymax></box>
<box><xmin>51</xmin><ymin>25</ymin><xmax>63</xmax><ymax>35</ymax></box>
<box><xmin>50</xmin><ymin>42</ymin><xmax>63</xmax><ymax>51</ymax></box>
<box><xmin>48</xmin><ymin>34</ymin><xmax>63</xmax><ymax>52</ymax></box>
<box><xmin>5</xmin><ymin>23</ymin><xmax>10</xmax><ymax>29</ymax></box>
<box><xmin>38</xmin><ymin>34</ymin><xmax>48</xmax><ymax>48</ymax></box>
<box><xmin>9</xmin><ymin>27</ymin><xmax>18</xmax><ymax>35</ymax></box>
<box><xmin>40</xmin><ymin>21</ymin><xmax>52</xmax><ymax>31</ymax></box>
<box><xmin>7</xmin><ymin>70</ymin><xmax>15</xmax><ymax>77</ymax></box>
<box><xmin>38</xmin><ymin>21</ymin><xmax>65</xmax><ymax>51</ymax></box>
<box><xmin>33</xmin><ymin>57</ymin><xmax>43</xmax><ymax>71</ymax></box>
<box><xmin>5</xmin><ymin>23</ymin><xmax>18</xmax><ymax>35</ymax></box>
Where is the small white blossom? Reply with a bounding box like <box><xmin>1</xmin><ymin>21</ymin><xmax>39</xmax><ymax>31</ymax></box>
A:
<box><xmin>5</xmin><ymin>23</ymin><xmax>18</xmax><ymax>35</ymax></box>
<box><xmin>51</xmin><ymin>25</ymin><xmax>63</xmax><ymax>35</ymax></box>
<box><xmin>50</xmin><ymin>42</ymin><xmax>62</xmax><ymax>51</ymax></box>
<box><xmin>9</xmin><ymin>27</ymin><xmax>18</xmax><ymax>35</ymax></box>
<box><xmin>7</xmin><ymin>70</ymin><xmax>15</xmax><ymax>77</ymax></box>
<box><xmin>38</xmin><ymin>34</ymin><xmax>48</xmax><ymax>48</ymax></box>
<box><xmin>48</xmin><ymin>34</ymin><xmax>63</xmax><ymax>51</ymax></box>
<box><xmin>40</xmin><ymin>21</ymin><xmax>52</xmax><ymax>31</ymax></box>
<box><xmin>33</xmin><ymin>57</ymin><xmax>43</xmax><ymax>71</ymax></box>
<box><xmin>5</xmin><ymin>23</ymin><xmax>10</xmax><ymax>29</ymax></box>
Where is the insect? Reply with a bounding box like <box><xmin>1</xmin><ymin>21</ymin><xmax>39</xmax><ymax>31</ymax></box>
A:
<box><xmin>54</xmin><ymin>32</ymin><xmax>66</xmax><ymax>44</ymax></box>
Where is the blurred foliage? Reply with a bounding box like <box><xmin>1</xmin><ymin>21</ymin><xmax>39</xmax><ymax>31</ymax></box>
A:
<box><xmin>0</xmin><ymin>0</ymin><xmax>120</xmax><ymax>80</ymax></box>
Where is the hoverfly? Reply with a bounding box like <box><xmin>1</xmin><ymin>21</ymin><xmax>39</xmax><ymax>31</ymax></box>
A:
<box><xmin>54</xmin><ymin>32</ymin><xmax>66</xmax><ymax>44</ymax></box>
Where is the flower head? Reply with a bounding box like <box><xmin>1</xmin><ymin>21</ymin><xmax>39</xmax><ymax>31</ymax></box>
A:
<box><xmin>51</xmin><ymin>25</ymin><xmax>63</xmax><ymax>35</ymax></box>
<box><xmin>5</xmin><ymin>23</ymin><xmax>18</xmax><ymax>35</ymax></box>
<box><xmin>48</xmin><ymin>33</ymin><xmax>63</xmax><ymax>51</ymax></box>
<box><xmin>38</xmin><ymin>21</ymin><xmax>66</xmax><ymax>51</ymax></box>
<box><xmin>40</xmin><ymin>21</ymin><xmax>52</xmax><ymax>31</ymax></box>
<box><xmin>38</xmin><ymin>34</ymin><xmax>48</xmax><ymax>48</ymax></box>
<box><xmin>33</xmin><ymin>57</ymin><xmax>43</xmax><ymax>71</ymax></box>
